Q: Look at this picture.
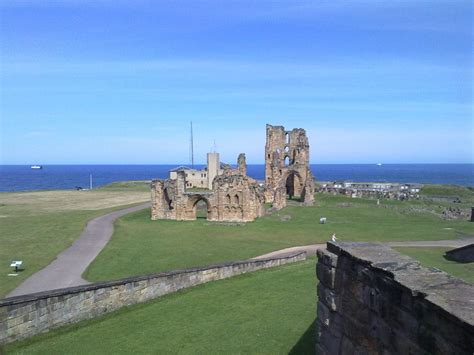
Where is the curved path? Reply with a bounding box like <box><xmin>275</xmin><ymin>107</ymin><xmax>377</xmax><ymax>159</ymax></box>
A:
<box><xmin>7</xmin><ymin>201</ymin><xmax>473</xmax><ymax>298</ymax></box>
<box><xmin>251</xmin><ymin>237</ymin><xmax>474</xmax><ymax>261</ymax></box>
<box><xmin>7</xmin><ymin>203</ymin><xmax>150</xmax><ymax>298</ymax></box>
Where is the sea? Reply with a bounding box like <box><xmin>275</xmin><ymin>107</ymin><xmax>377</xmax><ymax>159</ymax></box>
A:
<box><xmin>0</xmin><ymin>164</ymin><xmax>472</xmax><ymax>192</ymax></box>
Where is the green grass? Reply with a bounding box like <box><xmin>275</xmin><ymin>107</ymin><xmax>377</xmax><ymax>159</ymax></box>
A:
<box><xmin>395</xmin><ymin>247</ymin><xmax>474</xmax><ymax>283</ymax></box>
<box><xmin>85</xmin><ymin>194</ymin><xmax>474</xmax><ymax>282</ymax></box>
<box><xmin>5</xmin><ymin>257</ymin><xmax>317</xmax><ymax>355</ymax></box>
<box><xmin>99</xmin><ymin>180</ymin><xmax>151</xmax><ymax>191</ymax></box>
<box><xmin>0</xmin><ymin>189</ymin><xmax>149</xmax><ymax>298</ymax></box>
<box><xmin>420</xmin><ymin>184</ymin><xmax>474</xmax><ymax>204</ymax></box>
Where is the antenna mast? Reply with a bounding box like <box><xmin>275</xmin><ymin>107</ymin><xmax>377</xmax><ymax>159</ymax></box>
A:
<box><xmin>190</xmin><ymin>121</ymin><xmax>194</xmax><ymax>168</ymax></box>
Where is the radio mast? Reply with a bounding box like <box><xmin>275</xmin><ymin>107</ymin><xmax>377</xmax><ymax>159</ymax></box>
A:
<box><xmin>190</xmin><ymin>121</ymin><xmax>194</xmax><ymax>168</ymax></box>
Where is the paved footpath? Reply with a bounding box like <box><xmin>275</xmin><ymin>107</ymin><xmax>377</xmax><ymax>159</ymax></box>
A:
<box><xmin>251</xmin><ymin>237</ymin><xmax>474</xmax><ymax>261</ymax></box>
<box><xmin>7</xmin><ymin>202</ymin><xmax>473</xmax><ymax>297</ymax></box>
<box><xmin>7</xmin><ymin>203</ymin><xmax>150</xmax><ymax>298</ymax></box>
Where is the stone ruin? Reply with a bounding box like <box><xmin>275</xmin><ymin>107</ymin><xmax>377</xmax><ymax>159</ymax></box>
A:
<box><xmin>151</xmin><ymin>153</ymin><xmax>265</xmax><ymax>222</ymax></box>
<box><xmin>264</xmin><ymin>124</ymin><xmax>315</xmax><ymax>209</ymax></box>
<box><xmin>151</xmin><ymin>124</ymin><xmax>315</xmax><ymax>222</ymax></box>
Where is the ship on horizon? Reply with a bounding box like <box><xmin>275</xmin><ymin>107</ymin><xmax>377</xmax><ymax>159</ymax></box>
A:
<box><xmin>31</xmin><ymin>165</ymin><xmax>43</xmax><ymax>170</ymax></box>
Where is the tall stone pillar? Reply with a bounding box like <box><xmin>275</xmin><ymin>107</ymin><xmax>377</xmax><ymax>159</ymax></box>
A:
<box><xmin>237</xmin><ymin>153</ymin><xmax>247</xmax><ymax>176</ymax></box>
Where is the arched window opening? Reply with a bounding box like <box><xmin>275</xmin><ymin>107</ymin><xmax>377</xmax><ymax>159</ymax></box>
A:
<box><xmin>163</xmin><ymin>188</ymin><xmax>173</xmax><ymax>210</ymax></box>
<box><xmin>234</xmin><ymin>194</ymin><xmax>240</xmax><ymax>205</ymax></box>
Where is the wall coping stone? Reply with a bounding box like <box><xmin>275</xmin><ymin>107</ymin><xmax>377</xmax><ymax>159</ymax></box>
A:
<box><xmin>1</xmin><ymin>252</ymin><xmax>306</xmax><ymax>307</ymax></box>
<box><xmin>326</xmin><ymin>241</ymin><xmax>474</xmax><ymax>328</ymax></box>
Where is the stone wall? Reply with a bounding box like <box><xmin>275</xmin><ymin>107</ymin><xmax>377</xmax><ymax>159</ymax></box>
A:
<box><xmin>0</xmin><ymin>252</ymin><xmax>306</xmax><ymax>345</ymax></box>
<box><xmin>151</xmin><ymin>154</ymin><xmax>265</xmax><ymax>222</ymax></box>
<box><xmin>316</xmin><ymin>242</ymin><xmax>474</xmax><ymax>354</ymax></box>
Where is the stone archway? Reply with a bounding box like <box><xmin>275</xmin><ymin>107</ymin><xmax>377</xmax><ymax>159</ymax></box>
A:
<box><xmin>188</xmin><ymin>195</ymin><xmax>212</xmax><ymax>220</ymax></box>
<box><xmin>285</xmin><ymin>170</ymin><xmax>303</xmax><ymax>200</ymax></box>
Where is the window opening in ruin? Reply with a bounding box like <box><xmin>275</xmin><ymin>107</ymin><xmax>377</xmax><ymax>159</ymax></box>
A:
<box><xmin>226</xmin><ymin>194</ymin><xmax>231</xmax><ymax>204</ymax></box>
<box><xmin>285</xmin><ymin>132</ymin><xmax>289</xmax><ymax>143</ymax></box>
<box><xmin>284</xmin><ymin>156</ymin><xmax>289</xmax><ymax>166</ymax></box>
<box><xmin>163</xmin><ymin>188</ymin><xmax>173</xmax><ymax>210</ymax></box>
<box><xmin>234</xmin><ymin>194</ymin><xmax>240</xmax><ymax>205</ymax></box>
<box><xmin>284</xmin><ymin>146</ymin><xmax>289</xmax><ymax>153</ymax></box>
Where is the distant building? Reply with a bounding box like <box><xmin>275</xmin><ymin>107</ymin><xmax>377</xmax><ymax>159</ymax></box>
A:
<box><xmin>318</xmin><ymin>181</ymin><xmax>423</xmax><ymax>200</ymax></box>
<box><xmin>169</xmin><ymin>153</ymin><xmax>223</xmax><ymax>189</ymax></box>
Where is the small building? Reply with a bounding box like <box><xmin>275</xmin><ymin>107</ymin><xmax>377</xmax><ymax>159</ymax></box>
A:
<box><xmin>169</xmin><ymin>153</ymin><xmax>222</xmax><ymax>190</ymax></box>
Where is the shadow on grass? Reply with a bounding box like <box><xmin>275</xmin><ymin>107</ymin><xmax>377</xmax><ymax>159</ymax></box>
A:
<box><xmin>289</xmin><ymin>318</ymin><xmax>317</xmax><ymax>355</ymax></box>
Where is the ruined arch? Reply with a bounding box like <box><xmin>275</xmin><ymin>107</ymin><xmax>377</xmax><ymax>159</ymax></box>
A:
<box><xmin>234</xmin><ymin>194</ymin><xmax>240</xmax><ymax>205</ymax></box>
<box><xmin>284</xmin><ymin>170</ymin><xmax>303</xmax><ymax>200</ymax></box>
<box><xmin>188</xmin><ymin>195</ymin><xmax>212</xmax><ymax>220</ymax></box>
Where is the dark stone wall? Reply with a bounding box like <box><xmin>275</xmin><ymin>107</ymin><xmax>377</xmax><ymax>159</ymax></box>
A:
<box><xmin>445</xmin><ymin>244</ymin><xmax>474</xmax><ymax>263</ymax></box>
<box><xmin>0</xmin><ymin>252</ymin><xmax>306</xmax><ymax>345</ymax></box>
<box><xmin>316</xmin><ymin>242</ymin><xmax>474</xmax><ymax>355</ymax></box>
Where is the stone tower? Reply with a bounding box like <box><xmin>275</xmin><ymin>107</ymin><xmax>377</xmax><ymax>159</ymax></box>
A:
<box><xmin>237</xmin><ymin>153</ymin><xmax>247</xmax><ymax>176</ymax></box>
<box><xmin>264</xmin><ymin>124</ymin><xmax>314</xmax><ymax>209</ymax></box>
<box><xmin>207</xmin><ymin>152</ymin><xmax>220</xmax><ymax>189</ymax></box>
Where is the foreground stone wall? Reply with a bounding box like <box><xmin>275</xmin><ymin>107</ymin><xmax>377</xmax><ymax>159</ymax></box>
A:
<box><xmin>316</xmin><ymin>242</ymin><xmax>474</xmax><ymax>355</ymax></box>
<box><xmin>0</xmin><ymin>252</ymin><xmax>305</xmax><ymax>345</ymax></box>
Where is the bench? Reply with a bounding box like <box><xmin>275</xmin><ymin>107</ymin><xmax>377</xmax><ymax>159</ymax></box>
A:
<box><xmin>10</xmin><ymin>260</ymin><xmax>23</xmax><ymax>272</ymax></box>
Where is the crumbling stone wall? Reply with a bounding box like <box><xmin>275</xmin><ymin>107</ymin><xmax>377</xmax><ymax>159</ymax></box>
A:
<box><xmin>264</xmin><ymin>124</ymin><xmax>314</xmax><ymax>209</ymax></box>
<box><xmin>151</xmin><ymin>154</ymin><xmax>265</xmax><ymax>222</ymax></box>
<box><xmin>0</xmin><ymin>252</ymin><xmax>306</xmax><ymax>345</ymax></box>
<box><xmin>316</xmin><ymin>241</ymin><xmax>474</xmax><ymax>354</ymax></box>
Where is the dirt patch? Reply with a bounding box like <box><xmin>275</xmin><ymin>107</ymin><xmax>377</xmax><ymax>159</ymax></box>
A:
<box><xmin>0</xmin><ymin>190</ymin><xmax>149</xmax><ymax>213</ymax></box>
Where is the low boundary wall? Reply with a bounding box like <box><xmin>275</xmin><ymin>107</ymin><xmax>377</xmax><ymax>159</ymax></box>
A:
<box><xmin>316</xmin><ymin>242</ymin><xmax>474</xmax><ymax>354</ymax></box>
<box><xmin>1</xmin><ymin>252</ymin><xmax>306</xmax><ymax>345</ymax></box>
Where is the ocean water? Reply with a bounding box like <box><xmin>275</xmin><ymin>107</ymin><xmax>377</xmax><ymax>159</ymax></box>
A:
<box><xmin>0</xmin><ymin>164</ymin><xmax>472</xmax><ymax>192</ymax></box>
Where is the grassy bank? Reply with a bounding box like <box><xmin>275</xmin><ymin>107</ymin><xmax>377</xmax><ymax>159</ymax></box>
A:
<box><xmin>395</xmin><ymin>247</ymin><xmax>474</xmax><ymax>283</ymax></box>
<box><xmin>0</xmin><ymin>189</ymin><xmax>149</xmax><ymax>298</ymax></box>
<box><xmin>5</xmin><ymin>257</ymin><xmax>317</xmax><ymax>354</ymax></box>
<box><xmin>85</xmin><ymin>193</ymin><xmax>473</xmax><ymax>282</ymax></box>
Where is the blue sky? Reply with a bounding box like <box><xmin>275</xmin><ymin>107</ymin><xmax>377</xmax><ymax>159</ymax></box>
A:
<box><xmin>0</xmin><ymin>0</ymin><xmax>472</xmax><ymax>164</ymax></box>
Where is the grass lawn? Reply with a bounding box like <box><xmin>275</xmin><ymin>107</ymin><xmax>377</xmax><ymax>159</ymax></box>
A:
<box><xmin>85</xmin><ymin>193</ymin><xmax>474</xmax><ymax>282</ymax></box>
<box><xmin>0</xmin><ymin>188</ymin><xmax>149</xmax><ymax>298</ymax></box>
<box><xmin>395</xmin><ymin>247</ymin><xmax>474</xmax><ymax>283</ymax></box>
<box><xmin>5</xmin><ymin>257</ymin><xmax>317</xmax><ymax>355</ymax></box>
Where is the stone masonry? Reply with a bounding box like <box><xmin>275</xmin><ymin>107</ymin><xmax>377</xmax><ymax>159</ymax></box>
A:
<box><xmin>264</xmin><ymin>124</ymin><xmax>314</xmax><ymax>209</ymax></box>
<box><xmin>316</xmin><ymin>241</ymin><xmax>474</xmax><ymax>354</ymax></box>
<box><xmin>152</xmin><ymin>124</ymin><xmax>315</xmax><ymax>222</ymax></box>
<box><xmin>151</xmin><ymin>153</ymin><xmax>265</xmax><ymax>222</ymax></box>
<box><xmin>0</xmin><ymin>252</ymin><xmax>306</xmax><ymax>345</ymax></box>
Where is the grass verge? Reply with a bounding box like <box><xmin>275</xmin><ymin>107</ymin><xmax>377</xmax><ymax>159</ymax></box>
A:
<box><xmin>5</xmin><ymin>257</ymin><xmax>317</xmax><ymax>354</ymax></box>
<box><xmin>395</xmin><ymin>247</ymin><xmax>474</xmax><ymax>283</ymax></box>
<box><xmin>85</xmin><ymin>194</ymin><xmax>473</xmax><ymax>282</ymax></box>
<box><xmin>0</xmin><ymin>189</ymin><xmax>149</xmax><ymax>298</ymax></box>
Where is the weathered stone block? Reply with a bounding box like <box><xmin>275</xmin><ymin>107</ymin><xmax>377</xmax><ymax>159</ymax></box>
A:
<box><xmin>317</xmin><ymin>283</ymin><xmax>338</xmax><ymax>311</ymax></box>
<box><xmin>316</xmin><ymin>248</ymin><xmax>338</xmax><ymax>268</ymax></box>
<box><xmin>316</xmin><ymin>262</ymin><xmax>336</xmax><ymax>289</ymax></box>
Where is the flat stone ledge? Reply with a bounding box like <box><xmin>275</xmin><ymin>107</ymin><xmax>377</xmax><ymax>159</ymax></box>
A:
<box><xmin>1</xmin><ymin>251</ymin><xmax>306</xmax><ymax>307</ymax></box>
<box><xmin>326</xmin><ymin>241</ymin><xmax>474</xmax><ymax>328</ymax></box>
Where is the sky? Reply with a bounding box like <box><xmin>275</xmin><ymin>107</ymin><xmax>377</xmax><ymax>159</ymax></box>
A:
<box><xmin>0</xmin><ymin>0</ymin><xmax>472</xmax><ymax>164</ymax></box>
